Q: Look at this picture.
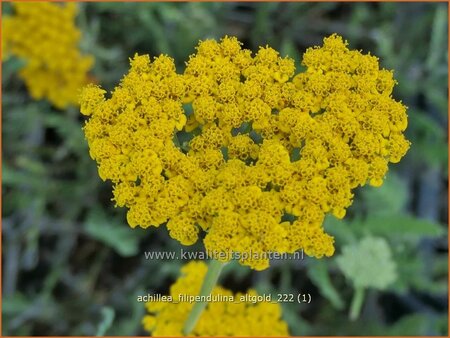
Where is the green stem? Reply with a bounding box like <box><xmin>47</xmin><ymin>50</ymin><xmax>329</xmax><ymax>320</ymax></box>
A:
<box><xmin>349</xmin><ymin>286</ymin><xmax>365</xmax><ymax>321</ymax></box>
<box><xmin>182</xmin><ymin>259</ymin><xmax>225</xmax><ymax>336</ymax></box>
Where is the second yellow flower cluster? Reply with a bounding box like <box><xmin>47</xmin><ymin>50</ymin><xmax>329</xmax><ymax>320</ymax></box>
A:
<box><xmin>142</xmin><ymin>261</ymin><xmax>288</xmax><ymax>336</ymax></box>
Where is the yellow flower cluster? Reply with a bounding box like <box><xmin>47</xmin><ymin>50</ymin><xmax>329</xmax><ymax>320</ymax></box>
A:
<box><xmin>3</xmin><ymin>2</ymin><xmax>94</xmax><ymax>109</ymax></box>
<box><xmin>80</xmin><ymin>35</ymin><xmax>410</xmax><ymax>270</ymax></box>
<box><xmin>142</xmin><ymin>261</ymin><xmax>288</xmax><ymax>336</ymax></box>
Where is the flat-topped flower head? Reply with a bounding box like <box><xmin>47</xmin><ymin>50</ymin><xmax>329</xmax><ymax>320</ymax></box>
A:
<box><xmin>80</xmin><ymin>35</ymin><xmax>410</xmax><ymax>270</ymax></box>
<box><xmin>3</xmin><ymin>2</ymin><xmax>94</xmax><ymax>108</ymax></box>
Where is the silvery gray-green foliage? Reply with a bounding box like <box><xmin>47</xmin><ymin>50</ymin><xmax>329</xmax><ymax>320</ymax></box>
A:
<box><xmin>337</xmin><ymin>237</ymin><xmax>397</xmax><ymax>290</ymax></box>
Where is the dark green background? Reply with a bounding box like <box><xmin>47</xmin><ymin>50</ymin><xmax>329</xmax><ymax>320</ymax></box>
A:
<box><xmin>2</xmin><ymin>2</ymin><xmax>448</xmax><ymax>336</ymax></box>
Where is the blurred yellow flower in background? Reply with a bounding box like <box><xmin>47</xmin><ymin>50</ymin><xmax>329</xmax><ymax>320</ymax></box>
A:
<box><xmin>3</xmin><ymin>2</ymin><xmax>94</xmax><ymax>109</ymax></box>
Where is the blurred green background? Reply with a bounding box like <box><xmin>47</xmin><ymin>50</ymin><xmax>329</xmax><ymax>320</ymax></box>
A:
<box><xmin>2</xmin><ymin>2</ymin><xmax>448</xmax><ymax>336</ymax></box>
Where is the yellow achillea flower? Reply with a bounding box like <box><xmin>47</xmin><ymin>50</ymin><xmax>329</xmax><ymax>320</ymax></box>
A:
<box><xmin>142</xmin><ymin>261</ymin><xmax>289</xmax><ymax>336</ymax></box>
<box><xmin>3</xmin><ymin>2</ymin><xmax>94</xmax><ymax>109</ymax></box>
<box><xmin>80</xmin><ymin>35</ymin><xmax>410</xmax><ymax>270</ymax></box>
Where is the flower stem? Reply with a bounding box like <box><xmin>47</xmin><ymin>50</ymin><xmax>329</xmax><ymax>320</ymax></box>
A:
<box><xmin>349</xmin><ymin>286</ymin><xmax>365</xmax><ymax>321</ymax></box>
<box><xmin>182</xmin><ymin>259</ymin><xmax>225</xmax><ymax>336</ymax></box>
